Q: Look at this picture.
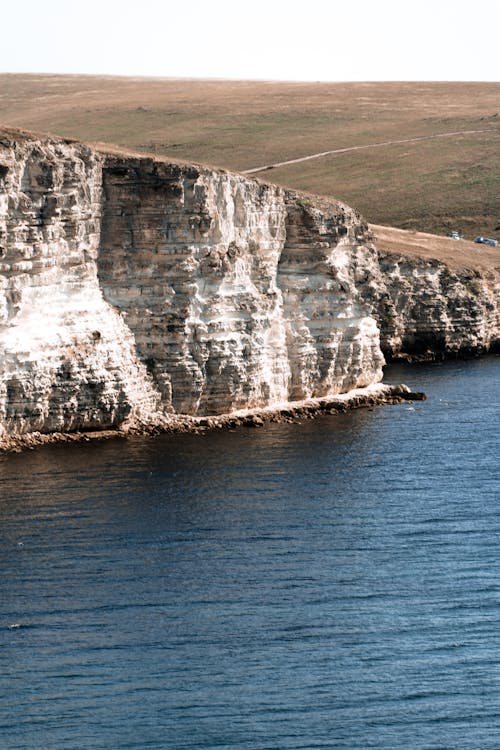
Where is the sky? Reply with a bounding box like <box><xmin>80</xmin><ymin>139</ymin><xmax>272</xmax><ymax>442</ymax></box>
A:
<box><xmin>1</xmin><ymin>0</ymin><xmax>499</xmax><ymax>82</ymax></box>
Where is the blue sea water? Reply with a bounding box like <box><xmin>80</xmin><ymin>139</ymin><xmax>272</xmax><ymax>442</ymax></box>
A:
<box><xmin>0</xmin><ymin>358</ymin><xmax>499</xmax><ymax>750</ymax></box>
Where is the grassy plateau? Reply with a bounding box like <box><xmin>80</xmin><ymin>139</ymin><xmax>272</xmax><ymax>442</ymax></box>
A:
<box><xmin>0</xmin><ymin>75</ymin><xmax>499</xmax><ymax>242</ymax></box>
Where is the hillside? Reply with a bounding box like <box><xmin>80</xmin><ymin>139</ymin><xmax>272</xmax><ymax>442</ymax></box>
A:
<box><xmin>0</xmin><ymin>75</ymin><xmax>498</xmax><ymax>240</ymax></box>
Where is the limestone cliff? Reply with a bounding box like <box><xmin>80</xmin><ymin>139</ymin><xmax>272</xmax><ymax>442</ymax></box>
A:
<box><xmin>363</xmin><ymin>226</ymin><xmax>500</xmax><ymax>360</ymax></box>
<box><xmin>0</xmin><ymin>130</ymin><xmax>497</xmax><ymax>446</ymax></box>
<box><xmin>0</xmin><ymin>129</ymin><xmax>384</xmax><ymax>442</ymax></box>
<box><xmin>0</xmin><ymin>132</ymin><xmax>162</xmax><ymax>443</ymax></box>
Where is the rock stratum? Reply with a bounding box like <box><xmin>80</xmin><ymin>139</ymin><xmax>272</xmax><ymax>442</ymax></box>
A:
<box><xmin>0</xmin><ymin>129</ymin><xmax>497</xmax><ymax>448</ymax></box>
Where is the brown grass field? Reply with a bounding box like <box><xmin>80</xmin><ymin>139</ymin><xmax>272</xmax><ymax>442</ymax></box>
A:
<box><xmin>370</xmin><ymin>225</ymin><xmax>500</xmax><ymax>273</ymax></box>
<box><xmin>0</xmin><ymin>74</ymin><xmax>499</xmax><ymax>242</ymax></box>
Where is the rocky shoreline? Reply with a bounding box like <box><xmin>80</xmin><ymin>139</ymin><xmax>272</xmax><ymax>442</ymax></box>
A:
<box><xmin>0</xmin><ymin>383</ymin><xmax>425</xmax><ymax>454</ymax></box>
<box><xmin>3</xmin><ymin>129</ymin><xmax>496</xmax><ymax>454</ymax></box>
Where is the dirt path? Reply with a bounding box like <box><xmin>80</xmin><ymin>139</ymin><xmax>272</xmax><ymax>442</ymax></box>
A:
<box><xmin>242</xmin><ymin>129</ymin><xmax>500</xmax><ymax>175</ymax></box>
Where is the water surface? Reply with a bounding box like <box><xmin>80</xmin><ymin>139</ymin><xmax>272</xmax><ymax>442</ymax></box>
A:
<box><xmin>1</xmin><ymin>358</ymin><xmax>499</xmax><ymax>749</ymax></box>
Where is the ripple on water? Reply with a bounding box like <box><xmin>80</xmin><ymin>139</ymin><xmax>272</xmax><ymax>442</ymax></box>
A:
<box><xmin>0</xmin><ymin>357</ymin><xmax>499</xmax><ymax>749</ymax></box>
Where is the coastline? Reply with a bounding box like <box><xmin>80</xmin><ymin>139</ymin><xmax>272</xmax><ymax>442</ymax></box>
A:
<box><xmin>0</xmin><ymin>382</ymin><xmax>425</xmax><ymax>454</ymax></box>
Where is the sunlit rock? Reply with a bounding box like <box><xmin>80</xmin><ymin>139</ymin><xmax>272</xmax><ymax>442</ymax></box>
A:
<box><xmin>0</xmin><ymin>128</ymin><xmax>497</xmax><ymax>445</ymax></box>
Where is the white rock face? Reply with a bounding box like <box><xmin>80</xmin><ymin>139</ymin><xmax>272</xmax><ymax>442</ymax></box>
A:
<box><xmin>98</xmin><ymin>156</ymin><xmax>384</xmax><ymax>416</ymax></box>
<box><xmin>358</xmin><ymin>250</ymin><xmax>500</xmax><ymax>359</ymax></box>
<box><xmin>1</xmin><ymin>129</ymin><xmax>497</xmax><ymax>444</ymax></box>
<box><xmin>278</xmin><ymin>200</ymin><xmax>383</xmax><ymax>400</ymax></box>
<box><xmin>0</xmin><ymin>132</ymin><xmax>160</xmax><ymax>440</ymax></box>
<box><xmin>0</xmin><ymin>132</ymin><xmax>384</xmax><ymax>438</ymax></box>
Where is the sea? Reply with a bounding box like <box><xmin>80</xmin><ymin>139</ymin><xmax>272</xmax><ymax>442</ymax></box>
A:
<box><xmin>0</xmin><ymin>357</ymin><xmax>499</xmax><ymax>750</ymax></box>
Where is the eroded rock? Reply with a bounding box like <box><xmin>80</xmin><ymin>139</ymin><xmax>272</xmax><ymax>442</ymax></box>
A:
<box><xmin>0</xmin><ymin>128</ymin><xmax>497</xmax><ymax>449</ymax></box>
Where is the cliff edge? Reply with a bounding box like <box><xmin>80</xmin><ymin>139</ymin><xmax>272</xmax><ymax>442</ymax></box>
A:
<box><xmin>0</xmin><ymin>129</ymin><xmax>384</xmax><ymax>444</ymax></box>
<box><xmin>0</xmin><ymin>129</ymin><xmax>497</xmax><ymax>446</ymax></box>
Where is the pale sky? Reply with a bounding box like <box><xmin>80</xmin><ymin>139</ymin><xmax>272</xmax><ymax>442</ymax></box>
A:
<box><xmin>1</xmin><ymin>0</ymin><xmax>499</xmax><ymax>82</ymax></box>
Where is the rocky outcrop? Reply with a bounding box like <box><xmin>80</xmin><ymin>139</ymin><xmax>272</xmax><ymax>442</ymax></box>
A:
<box><xmin>99</xmin><ymin>158</ymin><xmax>383</xmax><ymax>415</ymax></box>
<box><xmin>359</xmin><ymin>245</ymin><xmax>500</xmax><ymax>361</ymax></box>
<box><xmin>0</xmin><ymin>130</ymin><xmax>384</xmax><ymax>443</ymax></box>
<box><xmin>0</xmin><ymin>132</ymin><xmax>162</xmax><ymax>444</ymax></box>
<box><xmin>0</xmin><ymin>129</ymin><xmax>497</xmax><ymax>446</ymax></box>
